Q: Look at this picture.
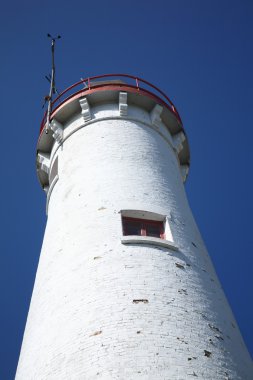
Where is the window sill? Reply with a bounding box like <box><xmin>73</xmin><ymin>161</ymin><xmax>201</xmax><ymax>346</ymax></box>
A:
<box><xmin>121</xmin><ymin>235</ymin><xmax>178</xmax><ymax>251</ymax></box>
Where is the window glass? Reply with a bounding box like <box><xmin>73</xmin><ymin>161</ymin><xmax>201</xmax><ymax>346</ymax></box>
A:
<box><xmin>145</xmin><ymin>223</ymin><xmax>163</xmax><ymax>238</ymax></box>
<box><xmin>49</xmin><ymin>156</ymin><xmax>58</xmax><ymax>185</ymax></box>
<box><xmin>123</xmin><ymin>220</ymin><xmax>142</xmax><ymax>236</ymax></box>
<box><xmin>122</xmin><ymin>217</ymin><xmax>165</xmax><ymax>239</ymax></box>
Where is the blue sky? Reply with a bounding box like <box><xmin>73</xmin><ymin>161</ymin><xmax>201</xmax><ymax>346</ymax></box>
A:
<box><xmin>0</xmin><ymin>1</ymin><xmax>252</xmax><ymax>378</ymax></box>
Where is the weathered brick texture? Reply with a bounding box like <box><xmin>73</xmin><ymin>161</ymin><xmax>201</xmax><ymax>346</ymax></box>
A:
<box><xmin>16</xmin><ymin>103</ymin><xmax>253</xmax><ymax>379</ymax></box>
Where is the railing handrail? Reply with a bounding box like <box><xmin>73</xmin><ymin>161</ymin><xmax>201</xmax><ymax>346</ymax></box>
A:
<box><xmin>40</xmin><ymin>74</ymin><xmax>182</xmax><ymax>132</ymax></box>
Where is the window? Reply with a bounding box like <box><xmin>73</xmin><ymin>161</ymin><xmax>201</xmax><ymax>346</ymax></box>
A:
<box><xmin>46</xmin><ymin>156</ymin><xmax>59</xmax><ymax>215</ymax></box>
<box><xmin>120</xmin><ymin>210</ymin><xmax>178</xmax><ymax>250</ymax></box>
<box><xmin>49</xmin><ymin>156</ymin><xmax>58</xmax><ymax>185</ymax></box>
<box><xmin>122</xmin><ymin>217</ymin><xmax>165</xmax><ymax>239</ymax></box>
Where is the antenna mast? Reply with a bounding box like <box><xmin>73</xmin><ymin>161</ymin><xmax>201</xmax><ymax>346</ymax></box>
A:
<box><xmin>45</xmin><ymin>34</ymin><xmax>61</xmax><ymax>134</ymax></box>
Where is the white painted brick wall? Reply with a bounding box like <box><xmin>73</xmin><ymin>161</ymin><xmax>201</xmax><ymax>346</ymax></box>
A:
<box><xmin>16</xmin><ymin>104</ymin><xmax>253</xmax><ymax>379</ymax></box>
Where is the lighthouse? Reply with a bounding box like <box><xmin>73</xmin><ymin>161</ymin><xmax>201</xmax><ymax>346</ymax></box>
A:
<box><xmin>16</xmin><ymin>74</ymin><xmax>253</xmax><ymax>379</ymax></box>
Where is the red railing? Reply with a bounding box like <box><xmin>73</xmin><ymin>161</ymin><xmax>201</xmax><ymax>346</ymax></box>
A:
<box><xmin>40</xmin><ymin>74</ymin><xmax>182</xmax><ymax>132</ymax></box>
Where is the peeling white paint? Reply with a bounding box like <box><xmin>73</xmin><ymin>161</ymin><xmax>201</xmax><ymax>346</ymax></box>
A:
<box><xmin>16</xmin><ymin>99</ymin><xmax>253</xmax><ymax>380</ymax></box>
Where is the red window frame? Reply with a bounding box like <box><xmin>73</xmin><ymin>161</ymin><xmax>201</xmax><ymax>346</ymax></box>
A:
<box><xmin>122</xmin><ymin>216</ymin><xmax>165</xmax><ymax>239</ymax></box>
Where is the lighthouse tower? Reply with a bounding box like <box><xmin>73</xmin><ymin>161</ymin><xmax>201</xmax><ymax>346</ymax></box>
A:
<box><xmin>16</xmin><ymin>74</ymin><xmax>252</xmax><ymax>379</ymax></box>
